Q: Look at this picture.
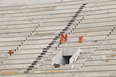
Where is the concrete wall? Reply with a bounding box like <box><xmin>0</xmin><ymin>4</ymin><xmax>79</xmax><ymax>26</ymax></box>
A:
<box><xmin>52</xmin><ymin>47</ymin><xmax>79</xmax><ymax>65</ymax></box>
<box><xmin>52</xmin><ymin>49</ymin><xmax>65</xmax><ymax>65</ymax></box>
<box><xmin>0</xmin><ymin>0</ymin><xmax>75</xmax><ymax>7</ymax></box>
<box><xmin>63</xmin><ymin>47</ymin><xmax>78</xmax><ymax>56</ymax></box>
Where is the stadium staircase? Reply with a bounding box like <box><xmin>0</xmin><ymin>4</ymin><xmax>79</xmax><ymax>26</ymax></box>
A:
<box><xmin>0</xmin><ymin>0</ymin><xmax>116</xmax><ymax>77</ymax></box>
<box><xmin>24</xmin><ymin>3</ymin><xmax>87</xmax><ymax>74</ymax></box>
<box><xmin>0</xmin><ymin>0</ymin><xmax>90</xmax><ymax>76</ymax></box>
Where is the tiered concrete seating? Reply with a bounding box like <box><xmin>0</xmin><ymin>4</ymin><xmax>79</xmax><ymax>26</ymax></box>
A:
<box><xmin>0</xmin><ymin>4</ymin><xmax>58</xmax><ymax>66</ymax></box>
<box><xmin>34</xmin><ymin>0</ymin><xmax>116</xmax><ymax>74</ymax></box>
<box><xmin>0</xmin><ymin>0</ymin><xmax>88</xmax><ymax>75</ymax></box>
<box><xmin>1</xmin><ymin>0</ymin><xmax>116</xmax><ymax>77</ymax></box>
<box><xmin>77</xmin><ymin>21</ymin><xmax>116</xmax><ymax>77</ymax></box>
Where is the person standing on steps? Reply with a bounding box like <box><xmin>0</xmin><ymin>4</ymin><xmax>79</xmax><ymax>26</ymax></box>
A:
<box><xmin>65</xmin><ymin>34</ymin><xmax>68</xmax><ymax>42</ymax></box>
<box><xmin>59</xmin><ymin>39</ymin><xmax>62</xmax><ymax>45</ymax></box>
<box><xmin>61</xmin><ymin>34</ymin><xmax>64</xmax><ymax>41</ymax></box>
<box><xmin>8</xmin><ymin>50</ymin><xmax>13</xmax><ymax>56</ymax></box>
<box><xmin>78</xmin><ymin>36</ymin><xmax>83</xmax><ymax>43</ymax></box>
<box><xmin>59</xmin><ymin>34</ymin><xmax>64</xmax><ymax>44</ymax></box>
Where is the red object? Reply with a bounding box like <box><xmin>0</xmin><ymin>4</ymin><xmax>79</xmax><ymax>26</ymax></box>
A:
<box><xmin>59</xmin><ymin>40</ymin><xmax>62</xmax><ymax>44</ymax></box>
<box><xmin>61</xmin><ymin>34</ymin><xmax>64</xmax><ymax>40</ymax></box>
<box><xmin>8</xmin><ymin>50</ymin><xmax>12</xmax><ymax>54</ymax></box>
<box><xmin>65</xmin><ymin>34</ymin><xmax>68</xmax><ymax>42</ymax></box>
<box><xmin>78</xmin><ymin>36</ymin><xmax>83</xmax><ymax>43</ymax></box>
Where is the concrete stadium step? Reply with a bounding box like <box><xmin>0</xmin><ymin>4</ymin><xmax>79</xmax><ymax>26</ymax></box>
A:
<box><xmin>108</xmin><ymin>34</ymin><xmax>116</xmax><ymax>39</ymax></box>
<box><xmin>78</xmin><ymin>21</ymin><xmax>116</xmax><ymax>28</ymax></box>
<box><xmin>37</xmin><ymin>26</ymin><xmax>67</xmax><ymax>31</ymax></box>
<box><xmin>0</xmin><ymin>20</ymin><xmax>41</xmax><ymax>26</ymax></box>
<box><xmin>83</xmin><ymin>11</ymin><xmax>116</xmax><ymax>20</ymax></box>
<box><xmin>18</xmin><ymin>44</ymin><xmax>48</xmax><ymax>49</ymax></box>
<box><xmin>102</xmin><ymin>39</ymin><xmax>116</xmax><ymax>44</ymax></box>
<box><xmin>80</xmin><ymin>48</ymin><xmax>96</xmax><ymax>54</ymax></box>
<box><xmin>73</xmin><ymin>26</ymin><xmax>113</xmax><ymax>33</ymax></box>
<box><xmin>69</xmin><ymin>36</ymin><xmax>106</xmax><ymax>41</ymax></box>
<box><xmin>0</xmin><ymin>64</ymin><xmax>30</xmax><ymax>70</ymax></box>
<box><xmin>0</xmin><ymin>69</ymin><xmax>26</xmax><ymax>76</ymax></box>
<box><xmin>35</xmin><ymin>28</ymin><xmax>65</xmax><ymax>33</ymax></box>
<box><xmin>28</xmin><ymin>35</ymin><xmax>56</xmax><ymax>40</ymax></box>
<box><xmin>0</xmin><ymin>28</ymin><xmax>33</xmax><ymax>33</ymax></box>
<box><xmin>99</xmin><ymin>44</ymin><xmax>116</xmax><ymax>50</ymax></box>
<box><xmin>27</xmin><ymin>38</ymin><xmax>54</xmax><ymax>42</ymax></box>
<box><xmin>0</xmin><ymin>37</ymin><xmax>25</xmax><ymax>41</ymax></box>
<box><xmin>82</xmin><ymin>16</ymin><xmax>116</xmax><ymax>24</ymax></box>
<box><xmin>70</xmin><ymin>31</ymin><xmax>109</xmax><ymax>37</ymax></box>
<box><xmin>78</xmin><ymin>53</ymin><xmax>92</xmax><ymax>59</ymax></box>
<box><xmin>60</xmin><ymin>42</ymin><xmax>100</xmax><ymax>48</ymax></box>
<box><xmin>82</xmin><ymin>9</ymin><xmax>116</xmax><ymax>19</ymax></box>
<box><xmin>0</xmin><ymin>10</ymin><xmax>77</xmax><ymax>21</ymax></box>
<box><xmin>80</xmin><ymin>65</ymin><xmax>116</xmax><ymax>71</ymax></box>
<box><xmin>58</xmin><ymin>64</ymin><xmax>82</xmax><ymax>70</ymax></box>
<box><xmin>0</xmin><ymin>15</ymin><xmax>43</xmax><ymax>22</ymax></box>
<box><xmin>84</xmin><ymin>59</ymin><xmax>116</xmax><ymax>66</ymax></box>
<box><xmin>4</xmin><ymin>58</ymin><xmax>35</xmax><ymax>64</ymax></box>
<box><xmin>0</xmin><ymin>8</ymin><xmax>78</xmax><ymax>18</ymax></box>
<box><xmin>36</xmin><ymin>63</ymin><xmax>82</xmax><ymax>71</ymax></box>
<box><xmin>93</xmin><ymin>50</ymin><xmax>115</xmax><ymax>55</ymax></box>
<box><xmin>111</xmin><ymin>30</ymin><xmax>116</xmax><ymax>34</ymax></box>
<box><xmin>0</xmin><ymin>58</ymin><xmax>5</xmax><ymax>62</ymax></box>
<box><xmin>48</xmin><ymin>12</ymin><xmax>75</xmax><ymax>19</ymax></box>
<box><xmin>84</xmin><ymin>1</ymin><xmax>116</xmax><ymax>11</ymax></box>
<box><xmin>8</xmin><ymin>54</ymin><xmax>39</xmax><ymax>59</ymax></box>
<box><xmin>59</xmin><ymin>45</ymin><xmax>98</xmax><ymax>50</ymax></box>
<box><xmin>0</xmin><ymin>16</ymin><xmax>72</xmax><ymax>25</ymax></box>
<box><xmin>0</xmin><ymin>7</ymin><xmax>55</xmax><ymax>14</ymax></box>
<box><xmin>82</xmin><ymin>7</ymin><xmax>115</xmax><ymax>16</ymax></box>
<box><xmin>34</xmin><ymin>71</ymin><xmax>116</xmax><ymax>77</ymax></box>
<box><xmin>0</xmin><ymin>0</ymin><xmax>87</xmax><ymax>11</ymax></box>
<box><xmin>43</xmin><ymin>17</ymin><xmax>72</xmax><ymax>23</ymax></box>
<box><xmin>91</xmin><ymin>4</ymin><xmax>116</xmax><ymax>11</ymax></box>
<box><xmin>24</xmin><ymin>39</ymin><xmax>53</xmax><ymax>44</ymax></box>
<box><xmin>0</xmin><ymin>33</ymin><xmax>29</xmax><ymax>38</ymax></box>
<box><xmin>60</xmin><ymin>44</ymin><xmax>99</xmax><ymax>49</ymax></box>
<box><xmin>0</xmin><ymin>53</ymin><xmax>9</xmax><ymax>58</ymax></box>
<box><xmin>0</xmin><ymin>10</ymin><xmax>50</xmax><ymax>18</ymax></box>
<box><xmin>90</xmin><ymin>54</ymin><xmax>116</xmax><ymax>60</ymax></box>
<box><xmin>0</xmin><ymin>41</ymin><xmax>21</xmax><ymax>46</ymax></box>
<box><xmin>52</xmin><ymin>4</ymin><xmax>81</xmax><ymax>10</ymax></box>
<box><xmin>81</xmin><ymin>18</ymin><xmax>116</xmax><ymax>25</ymax></box>
<box><xmin>0</xmin><ymin>50</ymin><xmax>13</xmax><ymax>53</ymax></box>
<box><xmin>14</xmin><ymin>49</ymin><xmax>42</xmax><ymax>54</ymax></box>
<box><xmin>0</xmin><ymin>12</ymin><xmax>75</xmax><ymax>22</ymax></box>
<box><xmin>0</xmin><ymin>6</ymin><xmax>53</xmax><ymax>14</ymax></box>
<box><xmin>42</xmin><ymin>18</ymin><xmax>82</xmax><ymax>26</ymax></box>
<box><xmin>35</xmin><ymin>29</ymin><xmax>70</xmax><ymax>34</ymax></box>
<box><xmin>34</xmin><ymin>31</ymin><xmax>58</xmax><ymax>35</ymax></box>
<box><xmin>0</xmin><ymin>23</ymin><xmax>37</xmax><ymax>29</ymax></box>
<box><xmin>0</xmin><ymin>1</ymin><xmax>74</xmax><ymax>11</ymax></box>
<box><xmin>0</xmin><ymin>46</ymin><xmax>17</xmax><ymax>51</ymax></box>
<box><xmin>67</xmin><ymin>39</ymin><xmax>102</xmax><ymax>43</ymax></box>
<box><xmin>95</xmin><ymin>0</ymin><xmax>116</xmax><ymax>7</ymax></box>
<box><xmin>74</xmin><ymin>59</ymin><xmax>87</xmax><ymax>64</ymax></box>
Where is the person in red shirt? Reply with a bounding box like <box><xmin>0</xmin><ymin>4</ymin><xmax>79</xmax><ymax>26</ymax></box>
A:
<box><xmin>8</xmin><ymin>50</ymin><xmax>13</xmax><ymax>56</ymax></box>
<box><xmin>65</xmin><ymin>34</ymin><xmax>68</xmax><ymax>42</ymax></box>
<box><xmin>61</xmin><ymin>34</ymin><xmax>64</xmax><ymax>40</ymax></box>
<box><xmin>78</xmin><ymin>36</ymin><xmax>83</xmax><ymax>43</ymax></box>
<box><xmin>59</xmin><ymin>39</ymin><xmax>62</xmax><ymax>44</ymax></box>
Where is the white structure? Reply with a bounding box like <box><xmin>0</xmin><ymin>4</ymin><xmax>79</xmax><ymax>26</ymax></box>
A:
<box><xmin>70</xmin><ymin>47</ymin><xmax>83</xmax><ymax>64</ymax></box>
